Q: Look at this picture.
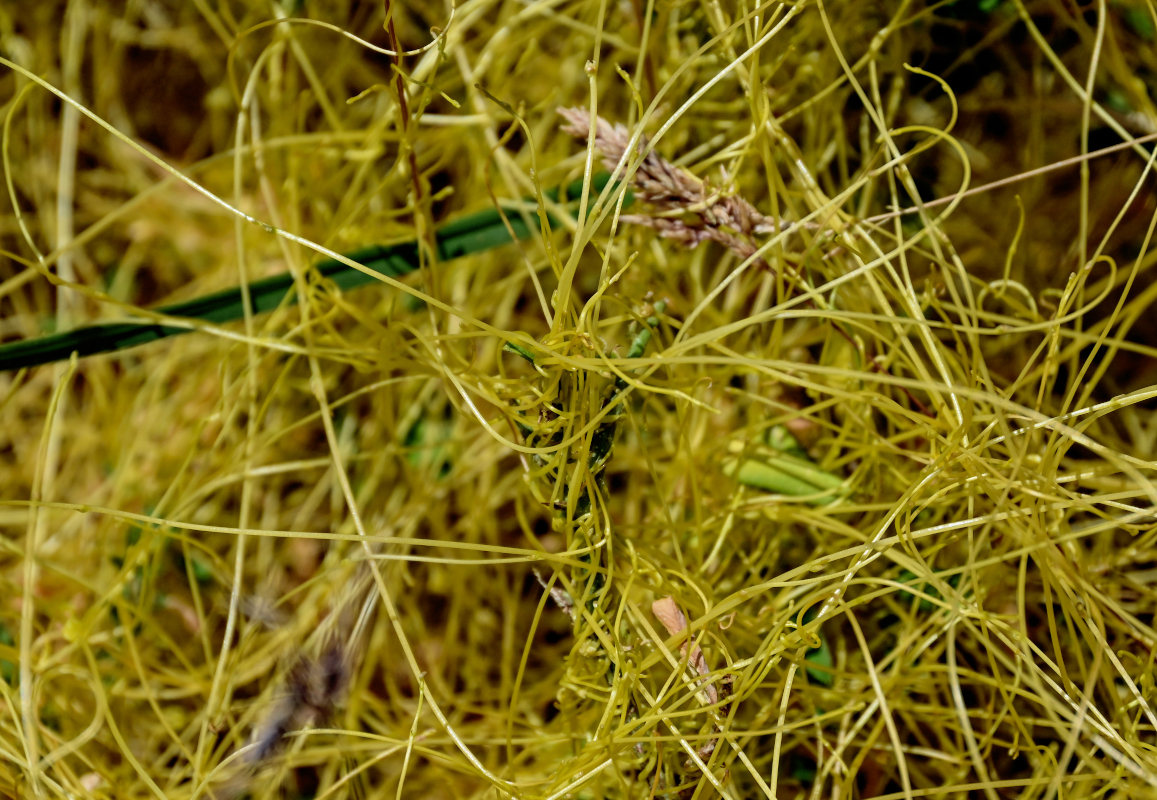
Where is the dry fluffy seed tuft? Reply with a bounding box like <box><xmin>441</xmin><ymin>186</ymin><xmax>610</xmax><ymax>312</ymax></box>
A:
<box><xmin>558</xmin><ymin>106</ymin><xmax>791</xmax><ymax>264</ymax></box>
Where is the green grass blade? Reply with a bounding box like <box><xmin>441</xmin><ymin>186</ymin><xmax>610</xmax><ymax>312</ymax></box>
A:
<box><xmin>0</xmin><ymin>173</ymin><xmax>628</xmax><ymax>371</ymax></box>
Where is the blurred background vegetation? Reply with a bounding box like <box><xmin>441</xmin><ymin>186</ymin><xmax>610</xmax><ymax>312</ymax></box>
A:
<box><xmin>1</xmin><ymin>1</ymin><xmax>1156</xmax><ymax>798</ymax></box>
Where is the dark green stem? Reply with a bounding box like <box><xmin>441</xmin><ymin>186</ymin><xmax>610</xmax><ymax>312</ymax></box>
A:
<box><xmin>0</xmin><ymin>173</ymin><xmax>630</xmax><ymax>371</ymax></box>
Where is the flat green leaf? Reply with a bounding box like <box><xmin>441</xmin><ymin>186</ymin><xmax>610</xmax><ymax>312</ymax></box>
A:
<box><xmin>802</xmin><ymin>607</ymin><xmax>834</xmax><ymax>686</ymax></box>
<box><xmin>804</xmin><ymin>633</ymin><xmax>834</xmax><ymax>686</ymax></box>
